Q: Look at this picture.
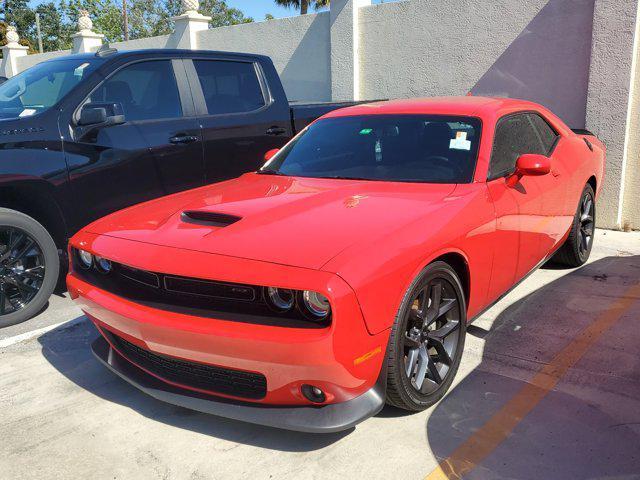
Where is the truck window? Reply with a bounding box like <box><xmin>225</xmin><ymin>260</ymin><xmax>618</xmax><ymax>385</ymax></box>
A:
<box><xmin>90</xmin><ymin>60</ymin><xmax>182</xmax><ymax>122</ymax></box>
<box><xmin>0</xmin><ymin>59</ymin><xmax>98</xmax><ymax>119</ymax></box>
<box><xmin>192</xmin><ymin>60</ymin><xmax>265</xmax><ymax>115</ymax></box>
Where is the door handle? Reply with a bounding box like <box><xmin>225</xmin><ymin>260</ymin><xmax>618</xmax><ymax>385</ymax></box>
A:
<box><xmin>266</xmin><ymin>126</ymin><xmax>286</xmax><ymax>136</ymax></box>
<box><xmin>169</xmin><ymin>135</ymin><xmax>199</xmax><ymax>144</ymax></box>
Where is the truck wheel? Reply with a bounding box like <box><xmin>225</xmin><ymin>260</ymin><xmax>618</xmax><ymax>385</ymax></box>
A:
<box><xmin>0</xmin><ymin>208</ymin><xmax>59</xmax><ymax>327</ymax></box>
<box><xmin>553</xmin><ymin>184</ymin><xmax>595</xmax><ymax>268</ymax></box>
<box><xmin>385</xmin><ymin>261</ymin><xmax>467</xmax><ymax>411</ymax></box>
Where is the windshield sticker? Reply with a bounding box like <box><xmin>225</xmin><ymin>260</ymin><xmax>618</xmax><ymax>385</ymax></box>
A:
<box><xmin>73</xmin><ymin>62</ymin><xmax>91</xmax><ymax>77</ymax></box>
<box><xmin>18</xmin><ymin>108</ymin><xmax>37</xmax><ymax>118</ymax></box>
<box><xmin>449</xmin><ymin>131</ymin><xmax>471</xmax><ymax>151</ymax></box>
<box><xmin>359</xmin><ymin>128</ymin><xmax>373</xmax><ymax>135</ymax></box>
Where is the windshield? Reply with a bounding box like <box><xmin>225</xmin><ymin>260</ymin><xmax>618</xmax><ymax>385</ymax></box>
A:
<box><xmin>0</xmin><ymin>59</ymin><xmax>99</xmax><ymax>120</ymax></box>
<box><xmin>262</xmin><ymin>115</ymin><xmax>482</xmax><ymax>183</ymax></box>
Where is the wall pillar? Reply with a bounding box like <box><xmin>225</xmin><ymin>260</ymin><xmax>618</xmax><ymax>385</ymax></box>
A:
<box><xmin>0</xmin><ymin>26</ymin><xmax>29</xmax><ymax>77</ymax></box>
<box><xmin>586</xmin><ymin>0</ymin><xmax>640</xmax><ymax>229</ymax></box>
<box><xmin>169</xmin><ymin>0</ymin><xmax>211</xmax><ymax>49</ymax></box>
<box><xmin>330</xmin><ymin>0</ymin><xmax>372</xmax><ymax>101</ymax></box>
<box><xmin>71</xmin><ymin>10</ymin><xmax>104</xmax><ymax>53</ymax></box>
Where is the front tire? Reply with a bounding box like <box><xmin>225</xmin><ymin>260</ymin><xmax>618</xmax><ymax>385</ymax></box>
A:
<box><xmin>553</xmin><ymin>184</ymin><xmax>595</xmax><ymax>267</ymax></box>
<box><xmin>0</xmin><ymin>208</ymin><xmax>59</xmax><ymax>327</ymax></box>
<box><xmin>385</xmin><ymin>261</ymin><xmax>467</xmax><ymax>411</ymax></box>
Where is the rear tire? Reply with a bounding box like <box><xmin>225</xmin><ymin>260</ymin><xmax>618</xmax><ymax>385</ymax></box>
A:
<box><xmin>553</xmin><ymin>184</ymin><xmax>595</xmax><ymax>267</ymax></box>
<box><xmin>385</xmin><ymin>261</ymin><xmax>467</xmax><ymax>411</ymax></box>
<box><xmin>0</xmin><ymin>208</ymin><xmax>59</xmax><ymax>328</ymax></box>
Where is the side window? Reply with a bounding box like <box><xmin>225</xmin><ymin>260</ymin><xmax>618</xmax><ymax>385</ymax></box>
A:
<box><xmin>529</xmin><ymin>113</ymin><xmax>558</xmax><ymax>154</ymax></box>
<box><xmin>89</xmin><ymin>60</ymin><xmax>182</xmax><ymax>122</ymax></box>
<box><xmin>488</xmin><ymin>113</ymin><xmax>545</xmax><ymax>180</ymax></box>
<box><xmin>192</xmin><ymin>60</ymin><xmax>266</xmax><ymax>115</ymax></box>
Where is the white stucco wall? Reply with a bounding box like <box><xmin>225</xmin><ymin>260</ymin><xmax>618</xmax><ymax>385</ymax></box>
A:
<box><xmin>586</xmin><ymin>0</ymin><xmax>640</xmax><ymax>229</ymax></box>
<box><xmin>15</xmin><ymin>49</ymin><xmax>72</xmax><ymax>72</ymax></box>
<box><xmin>358</xmin><ymin>0</ymin><xmax>594</xmax><ymax>129</ymax></box>
<box><xmin>196</xmin><ymin>14</ymin><xmax>331</xmax><ymax>102</ymax></box>
<box><xmin>110</xmin><ymin>35</ymin><xmax>172</xmax><ymax>51</ymax></box>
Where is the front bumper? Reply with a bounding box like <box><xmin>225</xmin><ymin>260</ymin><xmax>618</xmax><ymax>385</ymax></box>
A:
<box><xmin>92</xmin><ymin>334</ymin><xmax>386</xmax><ymax>433</ymax></box>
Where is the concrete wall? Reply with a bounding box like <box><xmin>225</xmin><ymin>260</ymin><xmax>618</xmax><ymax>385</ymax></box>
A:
<box><xmin>16</xmin><ymin>49</ymin><xmax>72</xmax><ymax>71</ymax></box>
<box><xmin>586</xmin><ymin>0</ymin><xmax>640</xmax><ymax>229</ymax></box>
<box><xmin>4</xmin><ymin>0</ymin><xmax>640</xmax><ymax>229</ymax></box>
<box><xmin>359</xmin><ymin>0</ymin><xmax>595</xmax><ymax>129</ymax></box>
<box><xmin>196</xmin><ymin>13</ymin><xmax>331</xmax><ymax>102</ymax></box>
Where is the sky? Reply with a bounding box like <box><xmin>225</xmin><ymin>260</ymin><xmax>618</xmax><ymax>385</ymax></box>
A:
<box><xmin>26</xmin><ymin>0</ymin><xmax>391</xmax><ymax>21</ymax></box>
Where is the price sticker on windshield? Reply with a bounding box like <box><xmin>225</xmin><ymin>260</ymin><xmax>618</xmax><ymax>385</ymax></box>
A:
<box><xmin>449</xmin><ymin>131</ymin><xmax>471</xmax><ymax>151</ymax></box>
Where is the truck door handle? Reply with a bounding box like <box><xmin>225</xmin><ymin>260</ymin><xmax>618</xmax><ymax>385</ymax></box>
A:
<box><xmin>266</xmin><ymin>126</ymin><xmax>286</xmax><ymax>136</ymax></box>
<box><xmin>169</xmin><ymin>135</ymin><xmax>198</xmax><ymax>144</ymax></box>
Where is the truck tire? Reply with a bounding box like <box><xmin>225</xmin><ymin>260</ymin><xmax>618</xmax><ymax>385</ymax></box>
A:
<box><xmin>0</xmin><ymin>208</ymin><xmax>59</xmax><ymax>327</ymax></box>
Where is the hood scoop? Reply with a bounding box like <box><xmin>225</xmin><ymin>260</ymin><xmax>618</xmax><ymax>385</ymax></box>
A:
<box><xmin>180</xmin><ymin>210</ymin><xmax>242</xmax><ymax>227</ymax></box>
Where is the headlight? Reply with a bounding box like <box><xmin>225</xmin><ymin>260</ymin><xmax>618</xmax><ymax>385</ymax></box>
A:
<box><xmin>301</xmin><ymin>290</ymin><xmax>331</xmax><ymax>320</ymax></box>
<box><xmin>77</xmin><ymin>249</ymin><xmax>93</xmax><ymax>269</ymax></box>
<box><xmin>94</xmin><ymin>256</ymin><xmax>112</xmax><ymax>274</ymax></box>
<box><xmin>264</xmin><ymin>287</ymin><xmax>295</xmax><ymax>312</ymax></box>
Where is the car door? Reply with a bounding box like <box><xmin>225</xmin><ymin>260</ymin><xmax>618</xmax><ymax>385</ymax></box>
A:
<box><xmin>485</xmin><ymin>113</ymin><xmax>550</xmax><ymax>301</ymax></box>
<box><xmin>63</xmin><ymin>58</ymin><xmax>204</xmax><ymax>228</ymax></box>
<box><xmin>184</xmin><ymin>57</ymin><xmax>293</xmax><ymax>184</ymax></box>
<box><xmin>527</xmin><ymin>112</ymin><xmax>569</xmax><ymax>253</ymax></box>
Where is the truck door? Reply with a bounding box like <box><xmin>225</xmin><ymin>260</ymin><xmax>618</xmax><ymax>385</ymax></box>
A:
<box><xmin>184</xmin><ymin>57</ymin><xmax>292</xmax><ymax>183</ymax></box>
<box><xmin>62</xmin><ymin>58</ymin><xmax>204</xmax><ymax>228</ymax></box>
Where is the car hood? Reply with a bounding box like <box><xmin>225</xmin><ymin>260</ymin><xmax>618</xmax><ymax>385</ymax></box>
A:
<box><xmin>85</xmin><ymin>173</ymin><xmax>457</xmax><ymax>270</ymax></box>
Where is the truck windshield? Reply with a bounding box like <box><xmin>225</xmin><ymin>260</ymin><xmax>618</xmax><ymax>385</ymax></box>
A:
<box><xmin>0</xmin><ymin>59</ymin><xmax>99</xmax><ymax>120</ymax></box>
<box><xmin>261</xmin><ymin>115</ymin><xmax>482</xmax><ymax>183</ymax></box>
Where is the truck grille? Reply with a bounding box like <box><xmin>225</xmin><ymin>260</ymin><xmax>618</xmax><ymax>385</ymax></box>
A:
<box><xmin>104</xmin><ymin>330</ymin><xmax>267</xmax><ymax>400</ymax></box>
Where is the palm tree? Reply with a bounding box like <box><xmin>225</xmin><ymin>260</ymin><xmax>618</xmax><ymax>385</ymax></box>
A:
<box><xmin>274</xmin><ymin>0</ymin><xmax>329</xmax><ymax>15</ymax></box>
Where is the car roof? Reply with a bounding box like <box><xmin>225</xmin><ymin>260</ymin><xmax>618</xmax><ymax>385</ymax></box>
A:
<box><xmin>322</xmin><ymin>96</ymin><xmax>545</xmax><ymax>119</ymax></box>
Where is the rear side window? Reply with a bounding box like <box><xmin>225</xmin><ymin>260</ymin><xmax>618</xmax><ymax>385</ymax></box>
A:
<box><xmin>488</xmin><ymin>113</ymin><xmax>546</xmax><ymax>180</ymax></box>
<box><xmin>193</xmin><ymin>60</ymin><xmax>266</xmax><ymax>115</ymax></box>
<box><xmin>90</xmin><ymin>60</ymin><xmax>182</xmax><ymax>122</ymax></box>
<box><xmin>529</xmin><ymin>113</ymin><xmax>558</xmax><ymax>154</ymax></box>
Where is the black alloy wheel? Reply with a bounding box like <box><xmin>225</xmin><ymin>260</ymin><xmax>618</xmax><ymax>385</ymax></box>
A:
<box><xmin>386</xmin><ymin>261</ymin><xmax>467</xmax><ymax>411</ymax></box>
<box><xmin>0</xmin><ymin>208</ymin><xmax>59</xmax><ymax>327</ymax></box>
<box><xmin>553</xmin><ymin>183</ymin><xmax>596</xmax><ymax>267</ymax></box>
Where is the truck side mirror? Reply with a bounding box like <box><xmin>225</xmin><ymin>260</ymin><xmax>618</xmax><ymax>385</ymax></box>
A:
<box><xmin>76</xmin><ymin>102</ymin><xmax>125</xmax><ymax>139</ymax></box>
<box><xmin>78</xmin><ymin>106</ymin><xmax>108</xmax><ymax>126</ymax></box>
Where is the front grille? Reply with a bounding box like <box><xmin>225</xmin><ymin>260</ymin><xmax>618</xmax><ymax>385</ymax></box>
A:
<box><xmin>72</xmin><ymin>252</ymin><xmax>328</xmax><ymax>328</ymax></box>
<box><xmin>104</xmin><ymin>330</ymin><xmax>267</xmax><ymax>400</ymax></box>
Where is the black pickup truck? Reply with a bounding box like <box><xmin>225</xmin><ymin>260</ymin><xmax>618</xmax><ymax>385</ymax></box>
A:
<box><xmin>0</xmin><ymin>47</ymin><xmax>362</xmax><ymax>326</ymax></box>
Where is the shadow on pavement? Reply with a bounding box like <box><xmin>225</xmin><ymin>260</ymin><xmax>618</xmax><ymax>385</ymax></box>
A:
<box><xmin>37</xmin><ymin>319</ymin><xmax>351</xmax><ymax>452</ymax></box>
<box><xmin>426</xmin><ymin>255</ymin><xmax>640</xmax><ymax>479</ymax></box>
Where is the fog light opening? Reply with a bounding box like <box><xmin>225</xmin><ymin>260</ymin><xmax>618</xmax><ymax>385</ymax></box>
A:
<box><xmin>301</xmin><ymin>384</ymin><xmax>326</xmax><ymax>404</ymax></box>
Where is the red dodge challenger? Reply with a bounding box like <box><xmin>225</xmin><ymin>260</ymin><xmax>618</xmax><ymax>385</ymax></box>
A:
<box><xmin>67</xmin><ymin>97</ymin><xmax>605</xmax><ymax>433</ymax></box>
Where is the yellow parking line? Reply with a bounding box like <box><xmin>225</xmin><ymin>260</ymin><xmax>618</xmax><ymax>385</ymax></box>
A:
<box><xmin>424</xmin><ymin>282</ymin><xmax>640</xmax><ymax>480</ymax></box>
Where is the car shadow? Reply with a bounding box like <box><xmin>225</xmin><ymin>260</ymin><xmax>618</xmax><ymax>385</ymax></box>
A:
<box><xmin>37</xmin><ymin>318</ymin><xmax>351</xmax><ymax>452</ymax></box>
<box><xmin>425</xmin><ymin>254</ymin><xmax>640</xmax><ymax>479</ymax></box>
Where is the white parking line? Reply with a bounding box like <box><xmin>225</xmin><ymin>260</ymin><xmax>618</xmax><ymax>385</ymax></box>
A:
<box><xmin>0</xmin><ymin>317</ymin><xmax>87</xmax><ymax>349</ymax></box>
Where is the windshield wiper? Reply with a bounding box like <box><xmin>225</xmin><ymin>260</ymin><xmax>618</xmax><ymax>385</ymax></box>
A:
<box><xmin>257</xmin><ymin>169</ymin><xmax>287</xmax><ymax>176</ymax></box>
<box><xmin>323</xmin><ymin>175</ymin><xmax>374</xmax><ymax>181</ymax></box>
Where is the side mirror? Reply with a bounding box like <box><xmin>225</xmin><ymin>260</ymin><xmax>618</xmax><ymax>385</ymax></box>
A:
<box><xmin>264</xmin><ymin>148</ymin><xmax>280</xmax><ymax>163</ymax></box>
<box><xmin>76</xmin><ymin>102</ymin><xmax>125</xmax><ymax>139</ymax></box>
<box><xmin>506</xmin><ymin>154</ymin><xmax>551</xmax><ymax>186</ymax></box>
<box><xmin>78</xmin><ymin>106</ymin><xmax>107</xmax><ymax>126</ymax></box>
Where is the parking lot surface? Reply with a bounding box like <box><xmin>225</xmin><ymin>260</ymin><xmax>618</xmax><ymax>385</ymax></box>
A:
<box><xmin>2</xmin><ymin>229</ymin><xmax>639</xmax><ymax>480</ymax></box>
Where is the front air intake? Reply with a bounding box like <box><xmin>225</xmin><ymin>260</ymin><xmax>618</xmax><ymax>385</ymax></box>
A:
<box><xmin>181</xmin><ymin>210</ymin><xmax>241</xmax><ymax>227</ymax></box>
